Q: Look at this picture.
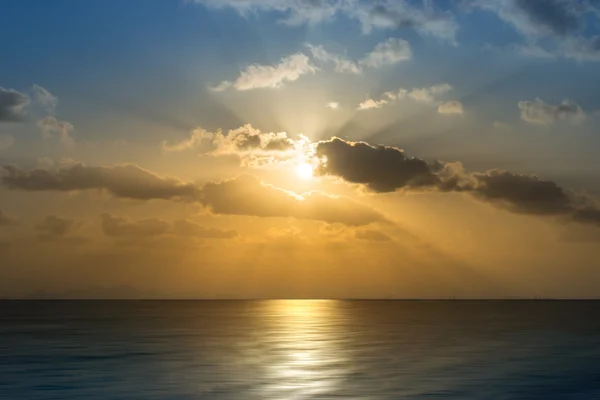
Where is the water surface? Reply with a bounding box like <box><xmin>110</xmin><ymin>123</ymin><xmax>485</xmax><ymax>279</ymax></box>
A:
<box><xmin>1</xmin><ymin>300</ymin><xmax>600</xmax><ymax>399</ymax></box>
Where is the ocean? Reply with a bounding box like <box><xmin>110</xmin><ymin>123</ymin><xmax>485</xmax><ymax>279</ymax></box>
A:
<box><xmin>1</xmin><ymin>300</ymin><xmax>600</xmax><ymax>399</ymax></box>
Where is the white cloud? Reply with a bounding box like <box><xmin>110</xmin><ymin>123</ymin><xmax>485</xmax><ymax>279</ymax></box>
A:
<box><xmin>357</xmin><ymin>83</ymin><xmax>453</xmax><ymax>110</ymax></box>
<box><xmin>306</xmin><ymin>38</ymin><xmax>411</xmax><ymax>74</ymax></box>
<box><xmin>408</xmin><ymin>83</ymin><xmax>453</xmax><ymax>103</ymax></box>
<box><xmin>305</xmin><ymin>44</ymin><xmax>361</xmax><ymax>74</ymax></box>
<box><xmin>32</xmin><ymin>84</ymin><xmax>58</xmax><ymax>115</ymax></box>
<box><xmin>359</xmin><ymin>38</ymin><xmax>412</xmax><ymax>68</ymax></box>
<box><xmin>195</xmin><ymin>0</ymin><xmax>458</xmax><ymax>42</ymax></box>
<box><xmin>518</xmin><ymin>98</ymin><xmax>586</xmax><ymax>125</ymax></box>
<box><xmin>212</xmin><ymin>52</ymin><xmax>316</xmax><ymax>91</ymax></box>
<box><xmin>37</xmin><ymin>116</ymin><xmax>75</xmax><ymax>146</ymax></box>
<box><xmin>437</xmin><ymin>100</ymin><xmax>464</xmax><ymax>115</ymax></box>
<box><xmin>326</xmin><ymin>102</ymin><xmax>340</xmax><ymax>110</ymax></box>
<box><xmin>162</xmin><ymin>128</ymin><xmax>208</xmax><ymax>151</ymax></box>
<box><xmin>358</xmin><ymin>98</ymin><xmax>388</xmax><ymax>110</ymax></box>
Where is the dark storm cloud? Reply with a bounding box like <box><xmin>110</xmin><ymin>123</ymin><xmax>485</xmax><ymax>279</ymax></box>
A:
<box><xmin>315</xmin><ymin>137</ymin><xmax>600</xmax><ymax>227</ymax></box>
<box><xmin>0</xmin><ymin>87</ymin><xmax>29</xmax><ymax>122</ymax></box>
<box><xmin>2</xmin><ymin>163</ymin><xmax>198</xmax><ymax>201</ymax></box>
<box><xmin>198</xmin><ymin>174</ymin><xmax>386</xmax><ymax>225</ymax></box>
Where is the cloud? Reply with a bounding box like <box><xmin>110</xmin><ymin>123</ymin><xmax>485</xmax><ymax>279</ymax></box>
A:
<box><xmin>437</xmin><ymin>100</ymin><xmax>464</xmax><ymax>115</ymax></box>
<box><xmin>473</xmin><ymin>0</ymin><xmax>600</xmax><ymax>61</ymax></box>
<box><xmin>0</xmin><ymin>87</ymin><xmax>29</xmax><ymax>122</ymax></box>
<box><xmin>408</xmin><ymin>83</ymin><xmax>453</xmax><ymax>103</ymax></box>
<box><xmin>37</xmin><ymin>116</ymin><xmax>75</xmax><ymax>145</ymax></box>
<box><xmin>355</xmin><ymin>229</ymin><xmax>392</xmax><ymax>242</ymax></box>
<box><xmin>162</xmin><ymin>127</ymin><xmax>208</xmax><ymax>151</ymax></box>
<box><xmin>211</xmin><ymin>52</ymin><xmax>316</xmax><ymax>91</ymax></box>
<box><xmin>2</xmin><ymin>163</ymin><xmax>198</xmax><ymax>201</ymax></box>
<box><xmin>306</xmin><ymin>38</ymin><xmax>411</xmax><ymax>73</ymax></box>
<box><xmin>315</xmin><ymin>137</ymin><xmax>441</xmax><ymax>192</ymax></box>
<box><xmin>518</xmin><ymin>98</ymin><xmax>586</xmax><ymax>125</ymax></box>
<box><xmin>1</xmin><ymin>159</ymin><xmax>385</xmax><ymax>226</ymax></box>
<box><xmin>471</xmin><ymin>170</ymin><xmax>574</xmax><ymax>215</ymax></box>
<box><xmin>101</xmin><ymin>214</ymin><xmax>170</xmax><ymax>238</ymax></box>
<box><xmin>195</xmin><ymin>0</ymin><xmax>458</xmax><ymax>42</ymax></box>
<box><xmin>101</xmin><ymin>214</ymin><xmax>238</xmax><ymax>240</ymax></box>
<box><xmin>357</xmin><ymin>83</ymin><xmax>453</xmax><ymax>110</ymax></box>
<box><xmin>0</xmin><ymin>210</ymin><xmax>16</xmax><ymax>227</ymax></box>
<box><xmin>358</xmin><ymin>98</ymin><xmax>388</xmax><ymax>110</ymax></box>
<box><xmin>171</xmin><ymin>220</ymin><xmax>238</xmax><ymax>238</ymax></box>
<box><xmin>326</xmin><ymin>102</ymin><xmax>339</xmax><ymax>110</ymax></box>
<box><xmin>558</xmin><ymin>36</ymin><xmax>600</xmax><ymax>62</ymax></box>
<box><xmin>494</xmin><ymin>0</ymin><xmax>584</xmax><ymax>38</ymax></box>
<box><xmin>32</xmin><ymin>84</ymin><xmax>58</xmax><ymax>115</ymax></box>
<box><xmin>210</xmin><ymin>124</ymin><xmax>296</xmax><ymax>154</ymax></box>
<box><xmin>36</xmin><ymin>215</ymin><xmax>81</xmax><ymax>241</ymax></box>
<box><xmin>166</xmin><ymin>124</ymin><xmax>311</xmax><ymax>169</ymax></box>
<box><xmin>0</xmin><ymin>134</ymin><xmax>14</xmax><ymax>151</ymax></box>
<box><xmin>198</xmin><ymin>174</ymin><xmax>385</xmax><ymax>225</ymax></box>
<box><xmin>314</xmin><ymin>137</ymin><xmax>600</xmax><ymax>227</ymax></box>
<box><xmin>359</xmin><ymin>38</ymin><xmax>412</xmax><ymax>68</ymax></box>
<box><xmin>305</xmin><ymin>44</ymin><xmax>361</xmax><ymax>74</ymax></box>
<box><xmin>356</xmin><ymin>2</ymin><xmax>459</xmax><ymax>41</ymax></box>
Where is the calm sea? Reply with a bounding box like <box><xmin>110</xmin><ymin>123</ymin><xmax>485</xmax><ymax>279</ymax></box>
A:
<box><xmin>1</xmin><ymin>300</ymin><xmax>600</xmax><ymax>399</ymax></box>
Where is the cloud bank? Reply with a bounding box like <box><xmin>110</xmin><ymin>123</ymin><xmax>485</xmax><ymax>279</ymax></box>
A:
<box><xmin>199</xmin><ymin>174</ymin><xmax>385</xmax><ymax>225</ymax></box>
<box><xmin>315</xmin><ymin>137</ymin><xmax>600</xmax><ymax>227</ymax></box>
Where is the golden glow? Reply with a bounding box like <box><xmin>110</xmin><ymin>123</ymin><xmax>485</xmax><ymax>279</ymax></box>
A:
<box><xmin>295</xmin><ymin>163</ymin><xmax>314</xmax><ymax>180</ymax></box>
<box><xmin>261</xmin><ymin>300</ymin><xmax>345</xmax><ymax>397</ymax></box>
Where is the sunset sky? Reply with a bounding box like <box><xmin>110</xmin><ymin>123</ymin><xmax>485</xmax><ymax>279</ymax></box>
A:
<box><xmin>2</xmin><ymin>0</ymin><xmax>600</xmax><ymax>298</ymax></box>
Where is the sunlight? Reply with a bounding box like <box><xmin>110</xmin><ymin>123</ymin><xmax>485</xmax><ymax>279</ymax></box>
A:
<box><xmin>295</xmin><ymin>163</ymin><xmax>314</xmax><ymax>180</ymax></box>
<box><xmin>261</xmin><ymin>300</ymin><xmax>346</xmax><ymax>397</ymax></box>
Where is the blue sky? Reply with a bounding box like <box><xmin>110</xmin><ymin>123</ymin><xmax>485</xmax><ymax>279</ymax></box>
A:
<box><xmin>2</xmin><ymin>1</ymin><xmax>600</xmax><ymax>298</ymax></box>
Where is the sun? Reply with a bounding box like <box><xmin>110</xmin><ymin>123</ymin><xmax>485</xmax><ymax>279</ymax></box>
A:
<box><xmin>295</xmin><ymin>163</ymin><xmax>314</xmax><ymax>180</ymax></box>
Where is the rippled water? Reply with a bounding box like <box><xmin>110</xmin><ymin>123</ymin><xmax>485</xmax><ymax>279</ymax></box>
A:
<box><xmin>1</xmin><ymin>300</ymin><xmax>600</xmax><ymax>399</ymax></box>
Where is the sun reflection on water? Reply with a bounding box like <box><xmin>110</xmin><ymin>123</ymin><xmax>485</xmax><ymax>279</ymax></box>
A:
<box><xmin>261</xmin><ymin>300</ymin><xmax>348</xmax><ymax>398</ymax></box>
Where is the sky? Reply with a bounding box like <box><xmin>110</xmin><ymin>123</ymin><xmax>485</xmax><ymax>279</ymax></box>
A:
<box><xmin>1</xmin><ymin>0</ymin><xmax>600</xmax><ymax>299</ymax></box>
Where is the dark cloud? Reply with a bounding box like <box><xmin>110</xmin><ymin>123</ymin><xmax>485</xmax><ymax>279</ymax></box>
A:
<box><xmin>572</xmin><ymin>207</ymin><xmax>600</xmax><ymax>227</ymax></box>
<box><xmin>36</xmin><ymin>215</ymin><xmax>82</xmax><ymax>241</ymax></box>
<box><xmin>315</xmin><ymin>137</ymin><xmax>441</xmax><ymax>192</ymax></box>
<box><xmin>471</xmin><ymin>170</ymin><xmax>573</xmax><ymax>215</ymax></box>
<box><xmin>199</xmin><ymin>174</ymin><xmax>385</xmax><ymax>225</ymax></box>
<box><xmin>315</xmin><ymin>137</ymin><xmax>600</xmax><ymax>227</ymax></box>
<box><xmin>0</xmin><ymin>87</ymin><xmax>29</xmax><ymax>122</ymax></box>
<box><xmin>2</xmin><ymin>163</ymin><xmax>198</xmax><ymax>201</ymax></box>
